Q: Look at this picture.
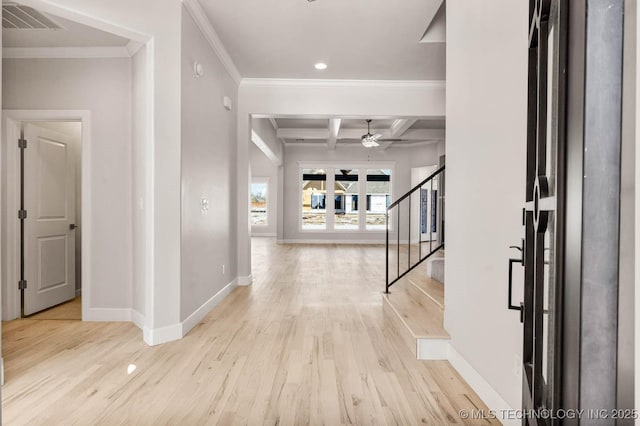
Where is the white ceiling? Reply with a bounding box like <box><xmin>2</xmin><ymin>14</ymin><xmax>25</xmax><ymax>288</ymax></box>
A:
<box><xmin>199</xmin><ymin>0</ymin><xmax>445</xmax><ymax>80</ymax></box>
<box><xmin>271</xmin><ymin>116</ymin><xmax>445</xmax><ymax>149</ymax></box>
<box><xmin>2</xmin><ymin>9</ymin><xmax>130</xmax><ymax>48</ymax></box>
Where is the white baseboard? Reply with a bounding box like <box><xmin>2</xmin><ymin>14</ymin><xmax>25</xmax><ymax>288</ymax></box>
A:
<box><xmin>238</xmin><ymin>275</ymin><xmax>253</xmax><ymax>286</ymax></box>
<box><xmin>181</xmin><ymin>278</ymin><xmax>238</xmax><ymax>336</ymax></box>
<box><xmin>75</xmin><ymin>288</ymin><xmax>82</xmax><ymax>297</ymax></box>
<box><xmin>132</xmin><ymin>310</ymin><xmax>145</xmax><ymax>330</ymax></box>
<box><xmin>416</xmin><ymin>338</ymin><xmax>450</xmax><ymax>360</ymax></box>
<box><xmin>279</xmin><ymin>239</ymin><xmax>386</xmax><ymax>245</ymax></box>
<box><xmin>143</xmin><ymin>323</ymin><xmax>182</xmax><ymax>346</ymax></box>
<box><xmin>448</xmin><ymin>345</ymin><xmax>517</xmax><ymax>426</ymax></box>
<box><xmin>251</xmin><ymin>232</ymin><xmax>276</xmax><ymax>237</ymax></box>
<box><xmin>83</xmin><ymin>308</ymin><xmax>133</xmax><ymax>322</ymax></box>
<box><xmin>143</xmin><ymin>277</ymin><xmax>240</xmax><ymax>346</ymax></box>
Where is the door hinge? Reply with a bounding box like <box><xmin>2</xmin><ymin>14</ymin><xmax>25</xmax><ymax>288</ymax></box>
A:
<box><xmin>18</xmin><ymin>280</ymin><xmax>27</xmax><ymax>290</ymax></box>
<box><xmin>18</xmin><ymin>209</ymin><xmax>27</xmax><ymax>220</ymax></box>
<box><xmin>18</xmin><ymin>139</ymin><xmax>27</xmax><ymax>149</ymax></box>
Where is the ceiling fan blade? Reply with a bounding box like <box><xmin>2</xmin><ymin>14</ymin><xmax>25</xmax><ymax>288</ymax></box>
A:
<box><xmin>373</xmin><ymin>133</ymin><xmax>383</xmax><ymax>140</ymax></box>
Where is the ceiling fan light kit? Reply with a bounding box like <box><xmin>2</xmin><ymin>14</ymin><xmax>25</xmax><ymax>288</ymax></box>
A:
<box><xmin>361</xmin><ymin>119</ymin><xmax>381</xmax><ymax>148</ymax></box>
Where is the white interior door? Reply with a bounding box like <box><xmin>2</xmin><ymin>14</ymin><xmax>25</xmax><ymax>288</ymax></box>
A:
<box><xmin>23</xmin><ymin>123</ymin><xmax>76</xmax><ymax>316</ymax></box>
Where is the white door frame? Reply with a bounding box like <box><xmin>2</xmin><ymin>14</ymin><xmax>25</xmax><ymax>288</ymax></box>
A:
<box><xmin>2</xmin><ymin>110</ymin><xmax>91</xmax><ymax>320</ymax></box>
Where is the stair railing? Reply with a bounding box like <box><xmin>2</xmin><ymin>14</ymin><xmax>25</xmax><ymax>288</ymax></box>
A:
<box><xmin>385</xmin><ymin>165</ymin><xmax>445</xmax><ymax>293</ymax></box>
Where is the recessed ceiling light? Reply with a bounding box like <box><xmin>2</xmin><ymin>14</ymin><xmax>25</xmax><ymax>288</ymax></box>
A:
<box><xmin>314</xmin><ymin>62</ymin><xmax>327</xmax><ymax>70</ymax></box>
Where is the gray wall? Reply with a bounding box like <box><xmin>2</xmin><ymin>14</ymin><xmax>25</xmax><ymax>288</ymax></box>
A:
<box><xmin>3</xmin><ymin>57</ymin><xmax>133</xmax><ymax>310</ymax></box>
<box><xmin>618</xmin><ymin>0</ymin><xmax>636</xmax><ymax>411</ymax></box>
<box><xmin>282</xmin><ymin>143</ymin><xmax>440</xmax><ymax>242</ymax></box>
<box><xmin>180</xmin><ymin>7</ymin><xmax>238</xmax><ymax>321</ymax></box>
<box><xmin>250</xmin><ymin>142</ymin><xmax>279</xmax><ymax>236</ymax></box>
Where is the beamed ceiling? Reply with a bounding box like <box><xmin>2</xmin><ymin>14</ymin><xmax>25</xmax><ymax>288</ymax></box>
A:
<box><xmin>266</xmin><ymin>116</ymin><xmax>445</xmax><ymax>150</ymax></box>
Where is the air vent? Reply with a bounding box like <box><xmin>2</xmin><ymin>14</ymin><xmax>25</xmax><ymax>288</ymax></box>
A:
<box><xmin>2</xmin><ymin>3</ymin><xmax>62</xmax><ymax>29</ymax></box>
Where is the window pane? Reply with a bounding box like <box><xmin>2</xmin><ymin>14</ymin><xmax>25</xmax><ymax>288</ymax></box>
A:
<box><xmin>302</xmin><ymin>169</ymin><xmax>327</xmax><ymax>230</ymax></box>
<box><xmin>251</xmin><ymin>182</ymin><xmax>268</xmax><ymax>226</ymax></box>
<box><xmin>366</xmin><ymin>169</ymin><xmax>391</xmax><ymax>230</ymax></box>
<box><xmin>335</xmin><ymin>169</ymin><xmax>359</xmax><ymax>230</ymax></box>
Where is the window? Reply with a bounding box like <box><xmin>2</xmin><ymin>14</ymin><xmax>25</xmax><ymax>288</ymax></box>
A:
<box><xmin>300</xmin><ymin>164</ymin><xmax>392</xmax><ymax>232</ymax></box>
<box><xmin>334</xmin><ymin>169</ymin><xmax>359</xmax><ymax>230</ymax></box>
<box><xmin>301</xmin><ymin>169</ymin><xmax>327</xmax><ymax>230</ymax></box>
<box><xmin>251</xmin><ymin>180</ymin><xmax>268</xmax><ymax>226</ymax></box>
<box><xmin>366</xmin><ymin>169</ymin><xmax>391</xmax><ymax>230</ymax></box>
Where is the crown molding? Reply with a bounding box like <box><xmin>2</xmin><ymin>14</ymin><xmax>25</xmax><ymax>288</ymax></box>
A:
<box><xmin>182</xmin><ymin>0</ymin><xmax>242</xmax><ymax>85</ymax></box>
<box><xmin>2</xmin><ymin>46</ymin><xmax>131</xmax><ymax>59</ymax></box>
<box><xmin>240</xmin><ymin>78</ymin><xmax>446</xmax><ymax>89</ymax></box>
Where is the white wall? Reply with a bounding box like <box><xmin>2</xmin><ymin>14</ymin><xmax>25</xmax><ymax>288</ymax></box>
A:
<box><xmin>282</xmin><ymin>143</ymin><xmax>439</xmax><ymax>242</ymax></box>
<box><xmin>132</xmin><ymin>45</ymin><xmax>147</xmax><ymax>319</ymax></box>
<box><xmin>250</xmin><ymin>142</ymin><xmax>278</xmax><ymax>236</ymax></box>
<box><xmin>180</xmin><ymin>7</ymin><xmax>238</xmax><ymax>323</ymax></box>
<box><xmin>445</xmin><ymin>0</ymin><xmax>528</xmax><ymax>409</ymax></box>
<box><xmin>238</xmin><ymin>81</ymin><xmax>446</xmax><ymax>276</ymax></box>
<box><xmin>16</xmin><ymin>0</ymin><xmax>184</xmax><ymax>335</ymax></box>
<box><xmin>3</xmin><ymin>58</ymin><xmax>133</xmax><ymax>311</ymax></box>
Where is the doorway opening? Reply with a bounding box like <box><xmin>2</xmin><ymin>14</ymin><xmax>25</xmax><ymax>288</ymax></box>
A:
<box><xmin>2</xmin><ymin>113</ymin><xmax>89</xmax><ymax>321</ymax></box>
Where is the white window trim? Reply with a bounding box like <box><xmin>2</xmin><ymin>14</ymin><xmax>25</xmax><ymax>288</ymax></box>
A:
<box><xmin>250</xmin><ymin>177</ymin><xmax>270</xmax><ymax>227</ymax></box>
<box><xmin>298</xmin><ymin>161</ymin><xmax>395</xmax><ymax>233</ymax></box>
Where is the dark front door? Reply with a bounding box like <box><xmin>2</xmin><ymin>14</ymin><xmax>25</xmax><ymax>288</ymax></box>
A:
<box><xmin>522</xmin><ymin>0</ymin><xmax>567</xmax><ymax>423</ymax></box>
<box><xmin>510</xmin><ymin>1</ymin><xmax>625</xmax><ymax>423</ymax></box>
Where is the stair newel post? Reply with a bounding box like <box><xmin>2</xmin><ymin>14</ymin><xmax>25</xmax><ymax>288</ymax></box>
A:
<box><xmin>397</xmin><ymin>203</ymin><xmax>400</xmax><ymax>279</ymax></box>
<box><xmin>385</xmin><ymin>209</ymin><xmax>389</xmax><ymax>294</ymax></box>
<box><xmin>408</xmin><ymin>195</ymin><xmax>411</xmax><ymax>271</ymax></box>
<box><xmin>419</xmin><ymin>184</ymin><xmax>422</xmax><ymax>261</ymax></box>
<box><xmin>430</xmin><ymin>178</ymin><xmax>434</xmax><ymax>252</ymax></box>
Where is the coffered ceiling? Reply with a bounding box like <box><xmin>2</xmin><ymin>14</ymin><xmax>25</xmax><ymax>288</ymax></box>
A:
<box><xmin>270</xmin><ymin>116</ymin><xmax>445</xmax><ymax>150</ymax></box>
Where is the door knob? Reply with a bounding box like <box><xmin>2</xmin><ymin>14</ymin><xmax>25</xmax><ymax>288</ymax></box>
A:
<box><xmin>69</xmin><ymin>224</ymin><xmax>77</xmax><ymax>230</ymax></box>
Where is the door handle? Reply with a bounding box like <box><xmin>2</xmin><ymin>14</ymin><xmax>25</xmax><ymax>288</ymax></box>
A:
<box><xmin>508</xmin><ymin>241</ymin><xmax>524</xmax><ymax>323</ymax></box>
<box><xmin>69</xmin><ymin>224</ymin><xmax>77</xmax><ymax>230</ymax></box>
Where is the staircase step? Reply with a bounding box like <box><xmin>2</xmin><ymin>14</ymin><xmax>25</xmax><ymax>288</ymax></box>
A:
<box><xmin>383</xmin><ymin>279</ymin><xmax>449</xmax><ymax>360</ymax></box>
<box><xmin>426</xmin><ymin>257</ymin><xmax>445</xmax><ymax>284</ymax></box>
<box><xmin>405</xmin><ymin>264</ymin><xmax>444</xmax><ymax>309</ymax></box>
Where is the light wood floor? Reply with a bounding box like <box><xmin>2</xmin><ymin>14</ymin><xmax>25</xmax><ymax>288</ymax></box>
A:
<box><xmin>27</xmin><ymin>296</ymin><xmax>82</xmax><ymax>321</ymax></box>
<box><xmin>2</xmin><ymin>238</ymin><xmax>497</xmax><ymax>425</ymax></box>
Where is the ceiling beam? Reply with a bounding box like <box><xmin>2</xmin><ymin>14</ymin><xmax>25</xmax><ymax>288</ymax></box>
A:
<box><xmin>378</xmin><ymin>142</ymin><xmax>393</xmax><ymax>151</ymax></box>
<box><xmin>277</xmin><ymin>128</ymin><xmax>330</xmax><ymax>140</ymax></box>
<box><xmin>277</xmin><ymin>128</ymin><xmax>444</xmax><ymax>141</ymax></box>
<box><xmin>327</xmin><ymin>118</ymin><xmax>342</xmax><ymax>151</ymax></box>
<box><xmin>388</xmin><ymin>119</ymin><xmax>418</xmax><ymax>138</ymax></box>
<box><xmin>268</xmin><ymin>117</ymin><xmax>288</xmax><ymax>147</ymax></box>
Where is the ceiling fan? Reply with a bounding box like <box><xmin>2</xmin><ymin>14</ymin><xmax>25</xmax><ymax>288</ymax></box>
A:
<box><xmin>361</xmin><ymin>119</ymin><xmax>382</xmax><ymax>148</ymax></box>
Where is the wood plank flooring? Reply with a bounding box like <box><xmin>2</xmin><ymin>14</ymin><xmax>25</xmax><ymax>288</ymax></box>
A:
<box><xmin>27</xmin><ymin>296</ymin><xmax>82</xmax><ymax>321</ymax></box>
<box><xmin>2</xmin><ymin>238</ymin><xmax>498</xmax><ymax>425</ymax></box>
